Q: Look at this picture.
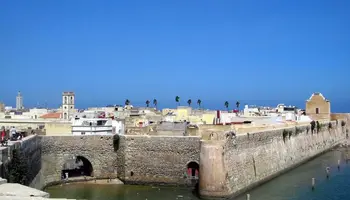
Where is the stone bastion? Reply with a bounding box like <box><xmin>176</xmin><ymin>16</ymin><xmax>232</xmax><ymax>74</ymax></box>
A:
<box><xmin>0</xmin><ymin>118</ymin><xmax>348</xmax><ymax>199</ymax></box>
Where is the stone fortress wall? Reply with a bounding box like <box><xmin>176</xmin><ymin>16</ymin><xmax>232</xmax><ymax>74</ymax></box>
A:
<box><xmin>116</xmin><ymin>135</ymin><xmax>201</xmax><ymax>185</ymax></box>
<box><xmin>0</xmin><ymin>116</ymin><xmax>348</xmax><ymax>199</ymax></box>
<box><xmin>199</xmin><ymin>120</ymin><xmax>348</xmax><ymax>199</ymax></box>
<box><xmin>0</xmin><ymin>135</ymin><xmax>41</xmax><ymax>186</ymax></box>
<box><xmin>34</xmin><ymin>135</ymin><xmax>118</xmax><ymax>189</ymax></box>
<box><xmin>35</xmin><ymin>134</ymin><xmax>200</xmax><ymax>189</ymax></box>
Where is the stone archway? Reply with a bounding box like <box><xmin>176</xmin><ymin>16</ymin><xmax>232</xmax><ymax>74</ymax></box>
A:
<box><xmin>186</xmin><ymin>161</ymin><xmax>199</xmax><ymax>179</ymax></box>
<box><xmin>186</xmin><ymin>161</ymin><xmax>199</xmax><ymax>187</ymax></box>
<box><xmin>62</xmin><ymin>156</ymin><xmax>93</xmax><ymax>179</ymax></box>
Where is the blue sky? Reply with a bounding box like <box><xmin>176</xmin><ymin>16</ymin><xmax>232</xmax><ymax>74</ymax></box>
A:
<box><xmin>0</xmin><ymin>0</ymin><xmax>349</xmax><ymax>111</ymax></box>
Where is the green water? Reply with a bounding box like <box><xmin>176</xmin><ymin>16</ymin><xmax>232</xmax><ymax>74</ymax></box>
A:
<box><xmin>46</xmin><ymin>148</ymin><xmax>350</xmax><ymax>200</ymax></box>
<box><xmin>47</xmin><ymin>184</ymin><xmax>199</xmax><ymax>200</ymax></box>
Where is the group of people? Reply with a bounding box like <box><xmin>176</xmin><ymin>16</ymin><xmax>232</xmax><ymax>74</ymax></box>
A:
<box><xmin>1</xmin><ymin>126</ymin><xmax>23</xmax><ymax>146</ymax></box>
<box><xmin>1</xmin><ymin>127</ymin><xmax>7</xmax><ymax>146</ymax></box>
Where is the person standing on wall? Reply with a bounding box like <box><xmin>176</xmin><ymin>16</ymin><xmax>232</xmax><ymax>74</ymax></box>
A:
<box><xmin>1</xmin><ymin>127</ymin><xmax>7</xmax><ymax>146</ymax></box>
<box><xmin>10</xmin><ymin>126</ymin><xmax>17</xmax><ymax>141</ymax></box>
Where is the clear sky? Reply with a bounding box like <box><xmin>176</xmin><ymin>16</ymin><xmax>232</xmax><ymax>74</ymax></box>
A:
<box><xmin>1</xmin><ymin>0</ymin><xmax>349</xmax><ymax>111</ymax></box>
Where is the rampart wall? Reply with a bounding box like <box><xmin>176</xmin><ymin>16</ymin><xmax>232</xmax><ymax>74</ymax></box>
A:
<box><xmin>116</xmin><ymin>135</ymin><xmax>201</xmax><ymax>185</ymax></box>
<box><xmin>1</xmin><ymin>118</ymin><xmax>348</xmax><ymax>198</ymax></box>
<box><xmin>199</xmin><ymin>121</ymin><xmax>348</xmax><ymax>199</ymax></box>
<box><xmin>35</xmin><ymin>135</ymin><xmax>200</xmax><ymax>188</ymax></box>
<box><xmin>36</xmin><ymin>135</ymin><xmax>117</xmax><ymax>188</ymax></box>
<box><xmin>0</xmin><ymin>135</ymin><xmax>41</xmax><ymax>186</ymax></box>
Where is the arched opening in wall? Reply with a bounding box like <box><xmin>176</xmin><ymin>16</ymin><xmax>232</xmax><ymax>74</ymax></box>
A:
<box><xmin>61</xmin><ymin>156</ymin><xmax>93</xmax><ymax>180</ymax></box>
<box><xmin>186</xmin><ymin>161</ymin><xmax>199</xmax><ymax>187</ymax></box>
<box><xmin>186</xmin><ymin>161</ymin><xmax>199</xmax><ymax>179</ymax></box>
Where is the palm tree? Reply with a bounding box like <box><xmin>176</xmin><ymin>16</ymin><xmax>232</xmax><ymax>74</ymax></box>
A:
<box><xmin>145</xmin><ymin>100</ymin><xmax>150</xmax><ymax>107</ymax></box>
<box><xmin>175</xmin><ymin>96</ymin><xmax>180</xmax><ymax>106</ymax></box>
<box><xmin>187</xmin><ymin>99</ymin><xmax>192</xmax><ymax>107</ymax></box>
<box><xmin>125</xmin><ymin>99</ymin><xmax>130</xmax><ymax>106</ymax></box>
<box><xmin>224</xmin><ymin>101</ymin><xmax>229</xmax><ymax>111</ymax></box>
<box><xmin>153</xmin><ymin>99</ymin><xmax>158</xmax><ymax>109</ymax></box>
<box><xmin>236</xmin><ymin>101</ymin><xmax>240</xmax><ymax>110</ymax></box>
<box><xmin>197</xmin><ymin>99</ymin><xmax>202</xmax><ymax>108</ymax></box>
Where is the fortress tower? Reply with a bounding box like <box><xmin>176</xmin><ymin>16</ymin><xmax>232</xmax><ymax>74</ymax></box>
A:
<box><xmin>62</xmin><ymin>92</ymin><xmax>75</xmax><ymax>120</ymax></box>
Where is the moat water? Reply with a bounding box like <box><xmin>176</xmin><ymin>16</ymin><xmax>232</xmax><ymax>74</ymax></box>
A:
<box><xmin>46</xmin><ymin>147</ymin><xmax>350</xmax><ymax>200</ymax></box>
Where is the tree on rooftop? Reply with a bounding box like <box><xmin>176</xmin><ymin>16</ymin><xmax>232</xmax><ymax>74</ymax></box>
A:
<box><xmin>236</xmin><ymin>101</ymin><xmax>240</xmax><ymax>110</ymax></box>
<box><xmin>125</xmin><ymin>99</ymin><xmax>130</xmax><ymax>106</ymax></box>
<box><xmin>187</xmin><ymin>99</ymin><xmax>192</xmax><ymax>107</ymax></box>
<box><xmin>225</xmin><ymin>101</ymin><xmax>229</xmax><ymax>111</ymax></box>
<box><xmin>197</xmin><ymin>99</ymin><xmax>202</xmax><ymax>109</ymax></box>
<box><xmin>175</xmin><ymin>96</ymin><xmax>180</xmax><ymax>106</ymax></box>
<box><xmin>153</xmin><ymin>99</ymin><xmax>158</xmax><ymax>110</ymax></box>
<box><xmin>145</xmin><ymin>100</ymin><xmax>150</xmax><ymax>107</ymax></box>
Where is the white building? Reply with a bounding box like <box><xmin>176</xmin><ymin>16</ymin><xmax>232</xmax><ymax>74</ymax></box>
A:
<box><xmin>243</xmin><ymin>105</ymin><xmax>260</xmax><ymax>117</ymax></box>
<box><xmin>219</xmin><ymin>112</ymin><xmax>238</xmax><ymax>124</ymax></box>
<box><xmin>276</xmin><ymin>104</ymin><xmax>296</xmax><ymax>113</ymax></box>
<box><xmin>16</xmin><ymin>91</ymin><xmax>23</xmax><ymax>110</ymax></box>
<box><xmin>0</xmin><ymin>108</ymin><xmax>48</xmax><ymax>120</ymax></box>
<box><xmin>62</xmin><ymin>92</ymin><xmax>75</xmax><ymax>120</ymax></box>
<box><xmin>71</xmin><ymin>114</ymin><xmax>125</xmax><ymax>135</ymax></box>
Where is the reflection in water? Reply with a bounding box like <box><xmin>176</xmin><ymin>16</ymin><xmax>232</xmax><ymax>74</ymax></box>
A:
<box><xmin>47</xmin><ymin>184</ymin><xmax>199</xmax><ymax>200</ymax></box>
<box><xmin>47</xmin><ymin>147</ymin><xmax>350</xmax><ymax>200</ymax></box>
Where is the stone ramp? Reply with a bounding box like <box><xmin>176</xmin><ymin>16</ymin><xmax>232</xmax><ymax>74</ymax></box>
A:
<box><xmin>0</xmin><ymin>183</ymin><xmax>49</xmax><ymax>198</ymax></box>
<box><xmin>0</xmin><ymin>180</ymin><xmax>76</xmax><ymax>200</ymax></box>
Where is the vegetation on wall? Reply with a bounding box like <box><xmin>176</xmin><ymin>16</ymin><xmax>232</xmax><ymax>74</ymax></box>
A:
<box><xmin>328</xmin><ymin>122</ymin><xmax>333</xmax><ymax>133</ymax></box>
<box><xmin>295</xmin><ymin>127</ymin><xmax>303</xmax><ymax>136</ymax></box>
<box><xmin>316</xmin><ymin>121</ymin><xmax>321</xmax><ymax>133</ymax></box>
<box><xmin>288</xmin><ymin>130</ymin><xmax>293</xmax><ymax>139</ymax></box>
<box><xmin>282</xmin><ymin>130</ymin><xmax>288</xmax><ymax>143</ymax></box>
<box><xmin>310</xmin><ymin>121</ymin><xmax>316</xmax><ymax>134</ymax></box>
<box><xmin>8</xmin><ymin>149</ymin><xmax>28</xmax><ymax>185</ymax></box>
<box><xmin>341</xmin><ymin>120</ymin><xmax>346</xmax><ymax>127</ymax></box>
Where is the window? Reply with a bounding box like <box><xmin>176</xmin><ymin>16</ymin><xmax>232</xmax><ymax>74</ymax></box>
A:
<box><xmin>97</xmin><ymin>120</ymin><xmax>106</xmax><ymax>126</ymax></box>
<box><xmin>316</xmin><ymin>108</ymin><xmax>319</xmax><ymax>114</ymax></box>
<box><xmin>64</xmin><ymin>96</ymin><xmax>67</xmax><ymax>104</ymax></box>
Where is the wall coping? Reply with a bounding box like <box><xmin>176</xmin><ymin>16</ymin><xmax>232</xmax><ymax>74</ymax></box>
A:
<box><xmin>237</xmin><ymin>120</ymin><xmax>335</xmax><ymax>136</ymax></box>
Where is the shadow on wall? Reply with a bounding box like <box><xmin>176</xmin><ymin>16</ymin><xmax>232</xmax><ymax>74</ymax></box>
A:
<box><xmin>61</xmin><ymin>156</ymin><xmax>93</xmax><ymax>179</ymax></box>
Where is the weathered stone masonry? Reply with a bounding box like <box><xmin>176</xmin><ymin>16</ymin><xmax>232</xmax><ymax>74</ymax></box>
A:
<box><xmin>37</xmin><ymin>135</ymin><xmax>118</xmax><ymax>188</ymax></box>
<box><xmin>0</xmin><ymin>135</ymin><xmax>41</xmax><ymax>186</ymax></box>
<box><xmin>116</xmin><ymin>135</ymin><xmax>201</xmax><ymax>185</ymax></box>
<box><xmin>37</xmin><ymin>135</ymin><xmax>201</xmax><ymax>188</ymax></box>
<box><xmin>2</xmin><ymin>120</ymin><xmax>347</xmax><ymax>199</ymax></box>
<box><xmin>199</xmin><ymin>121</ymin><xmax>347</xmax><ymax>199</ymax></box>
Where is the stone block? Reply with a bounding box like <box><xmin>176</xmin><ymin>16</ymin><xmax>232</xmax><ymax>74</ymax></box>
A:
<box><xmin>0</xmin><ymin>178</ymin><xmax>7</xmax><ymax>185</ymax></box>
<box><xmin>0</xmin><ymin>183</ymin><xmax>49</xmax><ymax>197</ymax></box>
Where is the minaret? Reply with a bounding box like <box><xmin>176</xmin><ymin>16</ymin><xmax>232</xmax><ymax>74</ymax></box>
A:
<box><xmin>62</xmin><ymin>92</ymin><xmax>75</xmax><ymax>120</ymax></box>
<box><xmin>16</xmin><ymin>91</ymin><xmax>23</xmax><ymax>110</ymax></box>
